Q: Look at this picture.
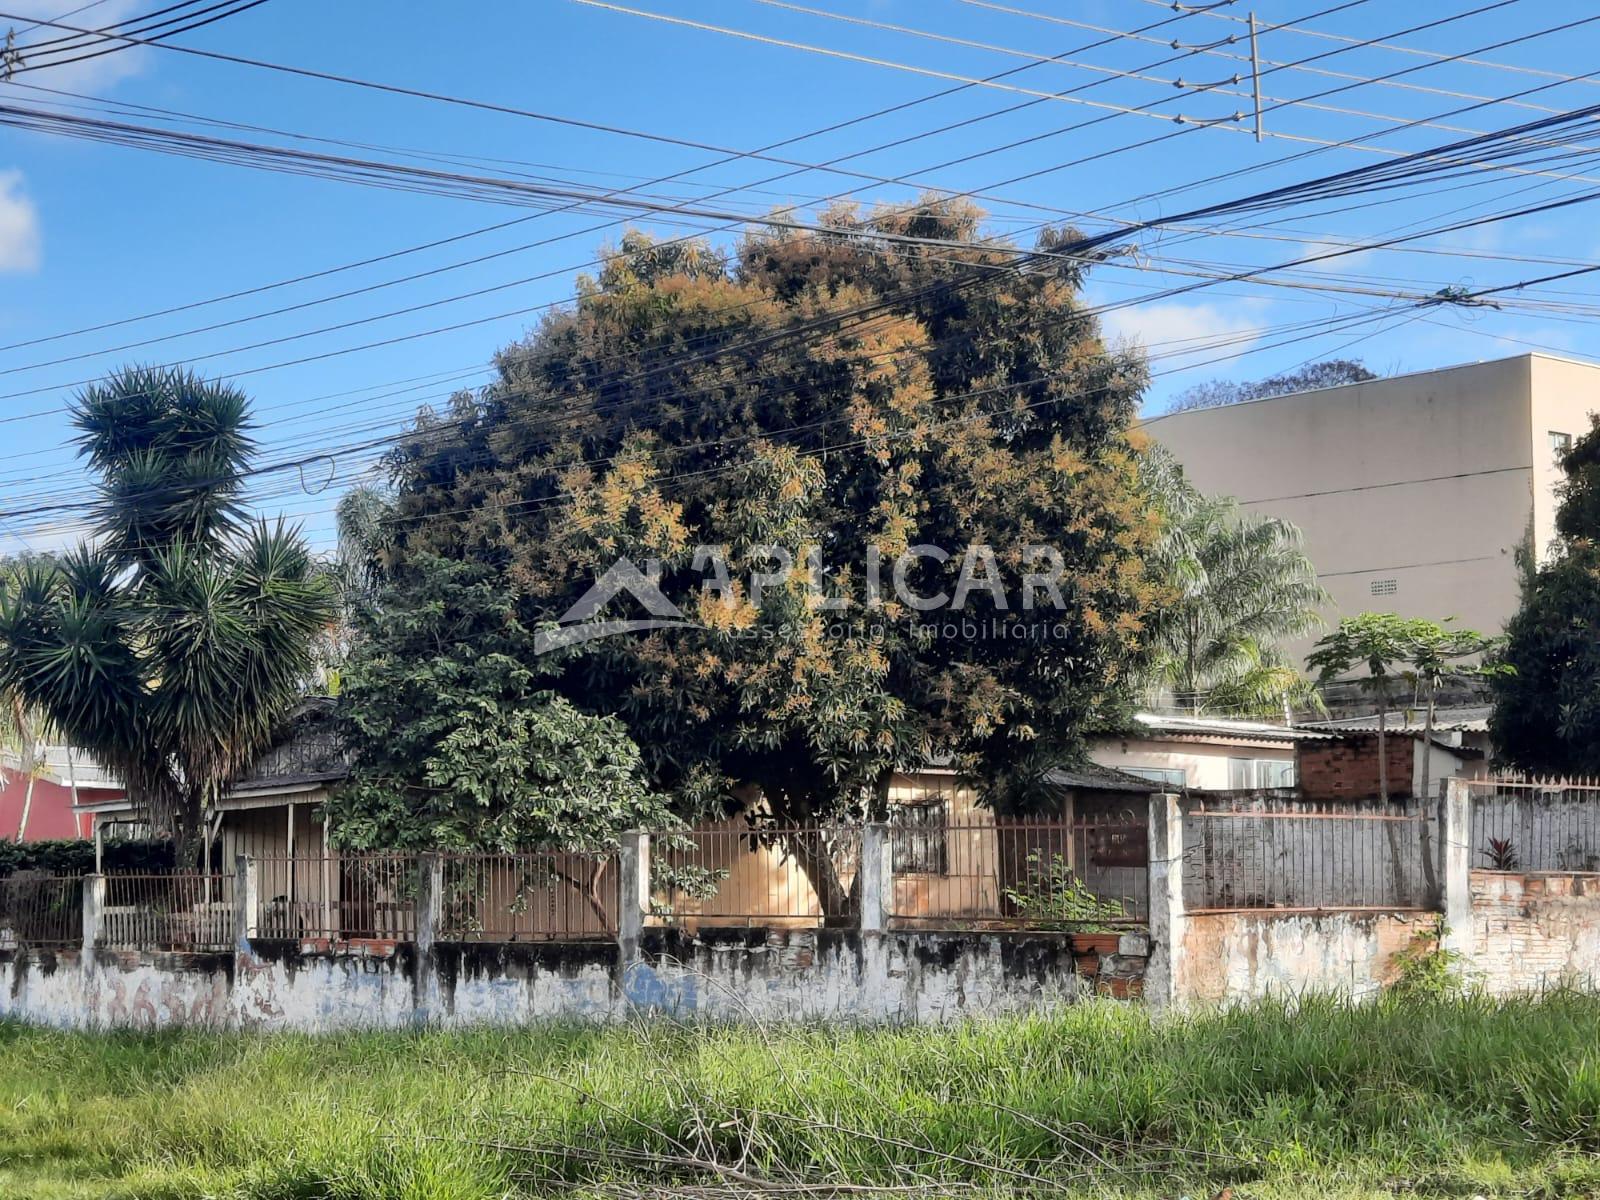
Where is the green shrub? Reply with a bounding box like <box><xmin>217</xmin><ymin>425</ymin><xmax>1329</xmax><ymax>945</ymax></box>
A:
<box><xmin>1002</xmin><ymin>852</ymin><xmax>1128</xmax><ymax>929</ymax></box>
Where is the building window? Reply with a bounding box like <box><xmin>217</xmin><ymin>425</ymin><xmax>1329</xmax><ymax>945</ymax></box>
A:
<box><xmin>1551</xmin><ymin>431</ymin><xmax>1573</xmax><ymax>464</ymax></box>
<box><xmin>1120</xmin><ymin>765</ymin><xmax>1187</xmax><ymax>789</ymax></box>
<box><xmin>1227</xmin><ymin>758</ymin><xmax>1297</xmax><ymax>789</ymax></box>
<box><xmin>1370</xmin><ymin>578</ymin><xmax>1398</xmax><ymax>596</ymax></box>
<box><xmin>891</xmin><ymin>801</ymin><xmax>948</xmax><ymax>874</ymax></box>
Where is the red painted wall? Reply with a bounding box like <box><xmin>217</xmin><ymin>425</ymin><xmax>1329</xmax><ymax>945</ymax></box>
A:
<box><xmin>0</xmin><ymin>776</ymin><xmax>122</xmax><ymax>841</ymax></box>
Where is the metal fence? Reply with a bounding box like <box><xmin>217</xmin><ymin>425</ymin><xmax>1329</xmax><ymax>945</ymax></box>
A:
<box><xmin>1183</xmin><ymin>796</ymin><xmax>1434</xmax><ymax>911</ymax></box>
<box><xmin>888</xmin><ymin>816</ymin><xmax>1148</xmax><ymax>928</ymax></box>
<box><xmin>0</xmin><ymin>873</ymin><xmax>83</xmax><ymax>947</ymax></box>
<box><xmin>652</xmin><ymin>823</ymin><xmax>862</xmax><ymax>927</ymax></box>
<box><xmin>254</xmin><ymin>854</ymin><xmax>417</xmax><ymax>941</ymax></box>
<box><xmin>103</xmin><ymin>872</ymin><xmax>233</xmax><ymax>951</ymax></box>
<box><xmin>1467</xmin><ymin>778</ymin><xmax>1600</xmax><ymax>873</ymax></box>
<box><xmin>439</xmin><ymin>852</ymin><xmax>617</xmax><ymax>941</ymax></box>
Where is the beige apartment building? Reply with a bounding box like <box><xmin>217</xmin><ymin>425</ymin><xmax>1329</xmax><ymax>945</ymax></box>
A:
<box><xmin>1144</xmin><ymin>352</ymin><xmax>1600</xmax><ymax>665</ymax></box>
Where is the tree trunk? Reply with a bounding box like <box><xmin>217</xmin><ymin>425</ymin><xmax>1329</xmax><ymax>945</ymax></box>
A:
<box><xmin>172</xmin><ymin>804</ymin><xmax>205</xmax><ymax>873</ymax></box>
<box><xmin>784</xmin><ymin>826</ymin><xmax>857</xmax><ymax>926</ymax></box>
<box><xmin>14</xmin><ymin>775</ymin><xmax>35</xmax><ymax>843</ymax></box>
<box><xmin>1375</xmin><ymin>689</ymin><xmax>1389</xmax><ymax>805</ymax></box>
<box><xmin>1417</xmin><ymin>681</ymin><xmax>1441</xmax><ymax>904</ymax></box>
<box><xmin>1373</xmin><ymin>685</ymin><xmax>1407</xmax><ymax>902</ymax></box>
<box><xmin>583</xmin><ymin>856</ymin><xmax>612</xmax><ymax>931</ymax></box>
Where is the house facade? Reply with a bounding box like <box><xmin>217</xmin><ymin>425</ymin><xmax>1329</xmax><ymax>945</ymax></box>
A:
<box><xmin>2</xmin><ymin>747</ymin><xmax>123</xmax><ymax>842</ymax></box>
<box><xmin>1144</xmin><ymin>352</ymin><xmax>1600</xmax><ymax>663</ymax></box>
<box><xmin>1088</xmin><ymin>713</ymin><xmax>1324</xmax><ymax>791</ymax></box>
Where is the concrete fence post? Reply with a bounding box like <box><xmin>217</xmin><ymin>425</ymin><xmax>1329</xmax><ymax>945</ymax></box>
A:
<box><xmin>859</xmin><ymin>822</ymin><xmax>891</xmax><ymax>933</ymax></box>
<box><xmin>1441</xmin><ymin>777</ymin><xmax>1473</xmax><ymax>960</ymax></box>
<box><xmin>618</xmin><ymin>831</ymin><xmax>650</xmax><ymax>963</ymax></box>
<box><xmin>1144</xmin><ymin>793</ymin><xmax>1185</xmax><ymax>1010</ymax></box>
<box><xmin>233</xmin><ymin>855</ymin><xmax>258</xmax><ymax>950</ymax></box>
<box><xmin>416</xmin><ymin>853</ymin><xmax>443</xmax><ymax>954</ymax></box>
<box><xmin>80</xmin><ymin>873</ymin><xmax>105</xmax><ymax>954</ymax></box>
<box><xmin>413</xmin><ymin>853</ymin><xmax>445</xmax><ymax>1025</ymax></box>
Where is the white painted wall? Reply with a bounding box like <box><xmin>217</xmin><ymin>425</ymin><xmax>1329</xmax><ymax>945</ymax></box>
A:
<box><xmin>1090</xmin><ymin>736</ymin><xmax>1295</xmax><ymax>791</ymax></box>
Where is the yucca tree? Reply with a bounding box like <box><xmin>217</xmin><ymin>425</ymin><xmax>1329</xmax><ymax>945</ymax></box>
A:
<box><xmin>0</xmin><ymin>367</ymin><xmax>333</xmax><ymax>864</ymax></box>
<box><xmin>1146</xmin><ymin>449</ymin><xmax>1328</xmax><ymax>718</ymax></box>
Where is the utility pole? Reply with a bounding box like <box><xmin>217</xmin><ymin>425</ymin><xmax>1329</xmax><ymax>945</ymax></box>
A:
<box><xmin>1249</xmin><ymin>12</ymin><xmax>1265</xmax><ymax>143</ymax></box>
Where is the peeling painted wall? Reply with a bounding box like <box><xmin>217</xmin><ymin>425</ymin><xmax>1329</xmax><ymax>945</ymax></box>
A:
<box><xmin>1179</xmin><ymin>911</ymin><xmax>1428</xmax><ymax>1003</ymax></box>
<box><xmin>0</xmin><ymin>929</ymin><xmax>1138</xmax><ymax>1030</ymax></box>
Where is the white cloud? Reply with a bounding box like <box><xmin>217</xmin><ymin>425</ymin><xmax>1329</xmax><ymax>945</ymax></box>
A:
<box><xmin>0</xmin><ymin>170</ymin><xmax>40</xmax><ymax>273</ymax></box>
<box><xmin>3</xmin><ymin>1</ymin><xmax>150</xmax><ymax>89</ymax></box>
<box><xmin>1099</xmin><ymin>297</ymin><xmax>1273</xmax><ymax>357</ymax></box>
<box><xmin>1294</xmin><ymin>239</ymin><xmax>1378</xmax><ymax>276</ymax></box>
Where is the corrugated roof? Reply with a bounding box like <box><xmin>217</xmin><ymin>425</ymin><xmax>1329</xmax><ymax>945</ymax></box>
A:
<box><xmin>1131</xmin><ymin>712</ymin><xmax>1337</xmax><ymax>742</ymax></box>
<box><xmin>1045</xmin><ymin>764</ymin><xmax>1160</xmax><ymax>794</ymax></box>
<box><xmin>1301</xmin><ymin>705</ymin><xmax>1492</xmax><ymax>734</ymax></box>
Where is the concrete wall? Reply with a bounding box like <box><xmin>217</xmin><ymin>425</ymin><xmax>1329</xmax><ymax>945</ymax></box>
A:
<box><xmin>1528</xmin><ymin>355</ymin><xmax>1600</xmax><ymax>561</ymax></box>
<box><xmin>0</xmin><ymin>929</ymin><xmax>1140</xmax><ymax>1030</ymax></box>
<box><xmin>1145</xmin><ymin>353</ymin><xmax>1600</xmax><ymax>660</ymax></box>
<box><xmin>1181</xmin><ymin>799</ymin><xmax>1436</xmax><ymax>911</ymax></box>
<box><xmin>1468</xmin><ymin>870</ymin><xmax>1600</xmax><ymax>994</ymax></box>
<box><xmin>1178</xmin><ymin>910</ymin><xmax>1428</xmax><ymax>1003</ymax></box>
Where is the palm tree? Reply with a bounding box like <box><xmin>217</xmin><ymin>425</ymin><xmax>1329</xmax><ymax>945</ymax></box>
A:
<box><xmin>1146</xmin><ymin>450</ymin><xmax>1328</xmax><ymax>718</ymax></box>
<box><xmin>0</xmin><ymin>367</ymin><xmax>333</xmax><ymax>864</ymax></box>
<box><xmin>0</xmin><ymin>556</ymin><xmax>56</xmax><ymax>843</ymax></box>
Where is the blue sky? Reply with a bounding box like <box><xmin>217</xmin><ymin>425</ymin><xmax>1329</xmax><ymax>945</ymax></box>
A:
<box><xmin>2</xmin><ymin>0</ymin><xmax>1599</xmax><ymax>554</ymax></box>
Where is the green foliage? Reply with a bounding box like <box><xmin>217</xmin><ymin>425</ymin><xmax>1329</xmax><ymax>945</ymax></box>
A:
<box><xmin>1310</xmin><ymin>613</ymin><xmax>1501</xmax><ymax>809</ymax></box>
<box><xmin>326</xmin><ymin>554</ymin><xmax>675</xmax><ymax>852</ymax></box>
<box><xmin>1305</xmin><ymin>611</ymin><xmax>1423</xmax><ymax>688</ymax></box>
<box><xmin>1307</xmin><ymin>613</ymin><xmax>1502</xmax><ymax>711</ymax></box>
<box><xmin>0</xmin><ymin>838</ymin><xmax>173</xmax><ymax>878</ymax></box>
<box><xmin>1001</xmin><ymin>851</ymin><xmax>1128</xmax><ymax>929</ymax></box>
<box><xmin>1144</xmin><ymin>448</ymin><xmax>1327</xmax><ymax>716</ymax></box>
<box><xmin>0</xmin><ymin>368</ymin><xmax>334</xmax><ymax>861</ymax></box>
<box><xmin>8</xmin><ymin>995</ymin><xmax>1600</xmax><ymax>1197</ymax></box>
<box><xmin>1387</xmin><ymin>917</ymin><xmax>1466</xmax><ymax>1002</ymax></box>
<box><xmin>1166</xmin><ymin>358</ymin><xmax>1378</xmax><ymax>413</ymax></box>
<box><xmin>1493</xmin><ymin>417</ymin><xmax>1600</xmax><ymax>772</ymax></box>
<box><xmin>371</xmin><ymin>199</ymin><xmax>1165</xmax><ymax>850</ymax></box>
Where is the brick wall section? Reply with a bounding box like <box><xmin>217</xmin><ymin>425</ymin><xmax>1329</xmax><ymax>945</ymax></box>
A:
<box><xmin>1297</xmin><ymin>734</ymin><xmax>1415</xmax><ymax>802</ymax></box>
<box><xmin>1469</xmin><ymin>870</ymin><xmax>1600</xmax><ymax>992</ymax></box>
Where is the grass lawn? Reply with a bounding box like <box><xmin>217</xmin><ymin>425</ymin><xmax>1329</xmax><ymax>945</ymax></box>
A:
<box><xmin>3</xmin><ymin>993</ymin><xmax>1599</xmax><ymax>1199</ymax></box>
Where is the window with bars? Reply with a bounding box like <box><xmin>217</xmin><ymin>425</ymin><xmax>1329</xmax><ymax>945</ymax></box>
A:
<box><xmin>891</xmin><ymin>801</ymin><xmax>949</xmax><ymax>874</ymax></box>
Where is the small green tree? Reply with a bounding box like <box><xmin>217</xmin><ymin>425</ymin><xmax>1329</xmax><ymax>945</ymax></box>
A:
<box><xmin>1307</xmin><ymin>613</ymin><xmax>1430</xmax><ymax>803</ymax></box>
<box><xmin>325</xmin><ymin>552</ymin><xmax>685</xmax><ymax>927</ymax></box>
<box><xmin>326</xmin><ymin>553</ymin><xmax>677</xmax><ymax>852</ymax></box>
<box><xmin>1405</xmin><ymin>623</ymin><xmax>1505</xmax><ymax>804</ymax></box>
<box><xmin>0</xmin><ymin>367</ymin><xmax>333</xmax><ymax>863</ymax></box>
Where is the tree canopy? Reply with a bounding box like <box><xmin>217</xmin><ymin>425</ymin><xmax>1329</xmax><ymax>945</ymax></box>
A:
<box><xmin>1166</xmin><ymin>359</ymin><xmax>1378</xmax><ymax>414</ymax></box>
<box><xmin>336</xmin><ymin>201</ymin><xmax>1169</xmax><ymax>869</ymax></box>
<box><xmin>0</xmin><ymin>367</ymin><xmax>333</xmax><ymax>860</ymax></box>
<box><xmin>1491</xmin><ymin>416</ymin><xmax>1600</xmax><ymax>773</ymax></box>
